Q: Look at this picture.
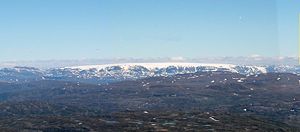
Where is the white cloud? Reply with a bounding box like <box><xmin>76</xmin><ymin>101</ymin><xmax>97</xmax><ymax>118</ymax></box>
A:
<box><xmin>250</xmin><ymin>54</ymin><xmax>261</xmax><ymax>58</ymax></box>
<box><xmin>170</xmin><ymin>57</ymin><xmax>186</xmax><ymax>61</ymax></box>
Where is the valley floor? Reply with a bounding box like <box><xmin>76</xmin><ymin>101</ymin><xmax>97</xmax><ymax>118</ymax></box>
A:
<box><xmin>1</xmin><ymin>72</ymin><xmax>300</xmax><ymax>131</ymax></box>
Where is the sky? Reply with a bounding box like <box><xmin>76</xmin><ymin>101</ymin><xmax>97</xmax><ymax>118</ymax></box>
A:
<box><xmin>0</xmin><ymin>0</ymin><xmax>299</xmax><ymax>62</ymax></box>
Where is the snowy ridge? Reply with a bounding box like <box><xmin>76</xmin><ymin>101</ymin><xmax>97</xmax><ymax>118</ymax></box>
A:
<box><xmin>63</xmin><ymin>63</ymin><xmax>267</xmax><ymax>79</ymax></box>
<box><xmin>66</xmin><ymin>63</ymin><xmax>267</xmax><ymax>73</ymax></box>
<box><xmin>67</xmin><ymin>63</ymin><xmax>237</xmax><ymax>70</ymax></box>
<box><xmin>0</xmin><ymin>63</ymin><xmax>282</xmax><ymax>83</ymax></box>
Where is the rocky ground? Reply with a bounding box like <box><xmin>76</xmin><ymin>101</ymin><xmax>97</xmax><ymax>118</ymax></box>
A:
<box><xmin>0</xmin><ymin>71</ymin><xmax>300</xmax><ymax>131</ymax></box>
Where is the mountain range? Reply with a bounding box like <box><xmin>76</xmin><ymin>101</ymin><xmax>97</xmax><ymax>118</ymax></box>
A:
<box><xmin>1</xmin><ymin>63</ymin><xmax>300</xmax><ymax>84</ymax></box>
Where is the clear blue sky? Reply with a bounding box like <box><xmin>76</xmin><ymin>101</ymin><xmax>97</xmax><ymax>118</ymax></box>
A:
<box><xmin>0</xmin><ymin>0</ymin><xmax>299</xmax><ymax>61</ymax></box>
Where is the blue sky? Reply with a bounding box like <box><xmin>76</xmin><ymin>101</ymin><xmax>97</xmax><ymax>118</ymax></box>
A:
<box><xmin>0</xmin><ymin>0</ymin><xmax>299</xmax><ymax>61</ymax></box>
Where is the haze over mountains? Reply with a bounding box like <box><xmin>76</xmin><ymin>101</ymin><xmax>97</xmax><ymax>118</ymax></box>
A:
<box><xmin>0</xmin><ymin>56</ymin><xmax>298</xmax><ymax>68</ymax></box>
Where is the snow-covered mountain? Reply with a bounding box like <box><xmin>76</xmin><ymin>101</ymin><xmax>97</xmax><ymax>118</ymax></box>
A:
<box><xmin>1</xmin><ymin>63</ymin><xmax>300</xmax><ymax>84</ymax></box>
<box><xmin>0</xmin><ymin>63</ymin><xmax>263</xmax><ymax>83</ymax></box>
<box><xmin>65</xmin><ymin>63</ymin><xmax>266</xmax><ymax>77</ymax></box>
